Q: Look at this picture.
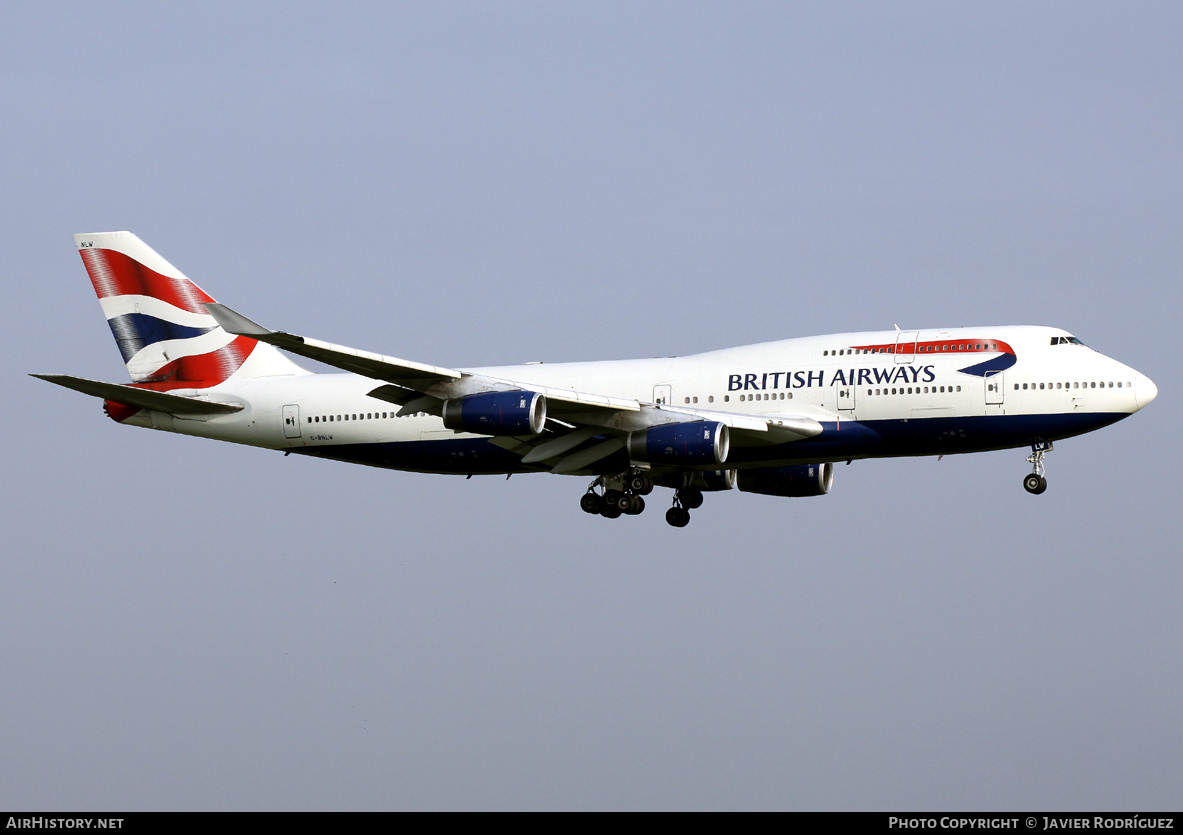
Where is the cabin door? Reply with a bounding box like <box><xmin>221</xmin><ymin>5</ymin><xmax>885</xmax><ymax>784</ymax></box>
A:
<box><xmin>653</xmin><ymin>385</ymin><xmax>672</xmax><ymax>405</ymax></box>
<box><xmin>282</xmin><ymin>404</ymin><xmax>302</xmax><ymax>438</ymax></box>
<box><xmin>895</xmin><ymin>331</ymin><xmax>919</xmax><ymax>363</ymax></box>
<box><xmin>984</xmin><ymin>372</ymin><xmax>1005</xmax><ymax>406</ymax></box>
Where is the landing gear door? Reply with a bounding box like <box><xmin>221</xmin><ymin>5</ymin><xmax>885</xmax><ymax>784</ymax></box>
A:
<box><xmin>282</xmin><ymin>404</ymin><xmax>301</xmax><ymax>439</ymax></box>
<box><xmin>985</xmin><ymin>372</ymin><xmax>1004</xmax><ymax>406</ymax></box>
<box><xmin>653</xmin><ymin>385</ymin><xmax>672</xmax><ymax>405</ymax></box>
<box><xmin>895</xmin><ymin>331</ymin><xmax>918</xmax><ymax>363</ymax></box>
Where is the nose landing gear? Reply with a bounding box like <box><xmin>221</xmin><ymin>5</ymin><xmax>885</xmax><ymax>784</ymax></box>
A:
<box><xmin>1023</xmin><ymin>441</ymin><xmax>1052</xmax><ymax>494</ymax></box>
<box><xmin>1023</xmin><ymin>473</ymin><xmax>1047</xmax><ymax>494</ymax></box>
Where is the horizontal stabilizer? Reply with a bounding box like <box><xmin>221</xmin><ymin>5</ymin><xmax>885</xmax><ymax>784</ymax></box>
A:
<box><xmin>32</xmin><ymin>374</ymin><xmax>243</xmax><ymax>416</ymax></box>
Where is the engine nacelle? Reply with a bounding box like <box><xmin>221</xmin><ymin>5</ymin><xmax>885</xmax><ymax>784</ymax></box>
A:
<box><xmin>736</xmin><ymin>462</ymin><xmax>834</xmax><ymax>497</ymax></box>
<box><xmin>627</xmin><ymin>421</ymin><xmax>729</xmax><ymax>465</ymax></box>
<box><xmin>699</xmin><ymin>469</ymin><xmax>737</xmax><ymax>491</ymax></box>
<box><xmin>442</xmin><ymin>391</ymin><xmax>546</xmax><ymax>436</ymax></box>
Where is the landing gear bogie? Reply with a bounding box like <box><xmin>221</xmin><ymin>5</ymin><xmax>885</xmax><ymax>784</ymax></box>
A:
<box><xmin>580</xmin><ymin>471</ymin><xmax>651</xmax><ymax>520</ymax></box>
<box><xmin>679</xmin><ymin>487</ymin><xmax>704</xmax><ymax>509</ymax></box>
<box><xmin>627</xmin><ymin>473</ymin><xmax>654</xmax><ymax>495</ymax></box>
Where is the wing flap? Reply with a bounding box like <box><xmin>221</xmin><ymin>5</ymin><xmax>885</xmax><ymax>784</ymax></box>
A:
<box><xmin>550</xmin><ymin>437</ymin><xmax>625</xmax><ymax>474</ymax></box>
<box><xmin>730</xmin><ymin>415</ymin><xmax>824</xmax><ymax>444</ymax></box>
<box><xmin>520</xmin><ymin>426</ymin><xmax>599</xmax><ymax>464</ymax></box>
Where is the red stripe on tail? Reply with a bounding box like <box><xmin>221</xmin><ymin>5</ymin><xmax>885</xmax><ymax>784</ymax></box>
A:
<box><xmin>80</xmin><ymin>247</ymin><xmax>215</xmax><ymax>314</ymax></box>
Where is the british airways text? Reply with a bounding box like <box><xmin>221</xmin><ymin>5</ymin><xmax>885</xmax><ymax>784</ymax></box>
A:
<box><xmin>728</xmin><ymin>365</ymin><xmax>937</xmax><ymax>391</ymax></box>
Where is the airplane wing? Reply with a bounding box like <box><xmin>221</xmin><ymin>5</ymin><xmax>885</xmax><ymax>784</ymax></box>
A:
<box><xmin>205</xmin><ymin>303</ymin><xmax>823</xmax><ymax>471</ymax></box>
<box><xmin>32</xmin><ymin>374</ymin><xmax>244</xmax><ymax>416</ymax></box>
<box><xmin>206</xmin><ymin>303</ymin><xmax>638</xmax><ymax>416</ymax></box>
<box><xmin>204</xmin><ymin>303</ymin><xmax>462</xmax><ymax>389</ymax></box>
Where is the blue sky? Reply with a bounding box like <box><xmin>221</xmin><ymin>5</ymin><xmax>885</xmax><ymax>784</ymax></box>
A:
<box><xmin>3</xmin><ymin>1</ymin><xmax>1180</xmax><ymax>810</ymax></box>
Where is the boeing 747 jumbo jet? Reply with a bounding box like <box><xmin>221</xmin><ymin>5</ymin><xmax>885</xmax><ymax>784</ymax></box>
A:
<box><xmin>36</xmin><ymin>232</ymin><xmax>1158</xmax><ymax>526</ymax></box>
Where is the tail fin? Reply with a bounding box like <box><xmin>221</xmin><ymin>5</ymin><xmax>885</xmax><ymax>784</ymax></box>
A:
<box><xmin>75</xmin><ymin>231</ymin><xmax>306</xmax><ymax>388</ymax></box>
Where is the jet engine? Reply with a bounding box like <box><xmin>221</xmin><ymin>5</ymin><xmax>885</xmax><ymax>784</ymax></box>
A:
<box><xmin>736</xmin><ymin>462</ymin><xmax>834</xmax><ymax>497</ymax></box>
<box><xmin>442</xmin><ymin>391</ymin><xmax>546</xmax><ymax>435</ymax></box>
<box><xmin>627</xmin><ymin>421</ymin><xmax>729</xmax><ymax>466</ymax></box>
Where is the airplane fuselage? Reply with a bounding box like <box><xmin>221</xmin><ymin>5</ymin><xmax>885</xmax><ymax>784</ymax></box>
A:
<box><xmin>122</xmin><ymin>324</ymin><xmax>1154</xmax><ymax>476</ymax></box>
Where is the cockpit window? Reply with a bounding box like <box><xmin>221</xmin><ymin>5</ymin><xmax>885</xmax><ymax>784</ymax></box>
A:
<box><xmin>1051</xmin><ymin>336</ymin><xmax>1087</xmax><ymax>346</ymax></box>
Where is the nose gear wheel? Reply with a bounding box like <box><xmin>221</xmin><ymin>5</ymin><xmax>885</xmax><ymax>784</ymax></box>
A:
<box><xmin>1023</xmin><ymin>442</ymin><xmax>1052</xmax><ymax>494</ymax></box>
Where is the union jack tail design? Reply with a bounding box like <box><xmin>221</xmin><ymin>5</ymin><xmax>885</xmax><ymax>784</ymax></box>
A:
<box><xmin>75</xmin><ymin>231</ymin><xmax>304</xmax><ymax>389</ymax></box>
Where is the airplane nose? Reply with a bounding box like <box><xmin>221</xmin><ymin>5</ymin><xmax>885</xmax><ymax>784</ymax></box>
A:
<box><xmin>1135</xmin><ymin>372</ymin><xmax>1158</xmax><ymax>410</ymax></box>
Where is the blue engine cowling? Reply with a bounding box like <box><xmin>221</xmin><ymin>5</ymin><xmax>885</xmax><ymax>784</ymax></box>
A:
<box><xmin>442</xmin><ymin>391</ymin><xmax>546</xmax><ymax>435</ymax></box>
<box><xmin>627</xmin><ymin>421</ymin><xmax>729</xmax><ymax>465</ymax></box>
<box><xmin>736</xmin><ymin>462</ymin><xmax>834</xmax><ymax>497</ymax></box>
<box><xmin>699</xmin><ymin>469</ymin><xmax>736</xmax><ymax>491</ymax></box>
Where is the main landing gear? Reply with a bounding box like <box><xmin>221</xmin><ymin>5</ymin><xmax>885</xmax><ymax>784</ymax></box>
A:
<box><xmin>579</xmin><ymin>472</ymin><xmax>709</xmax><ymax>527</ymax></box>
<box><xmin>580</xmin><ymin>470</ymin><xmax>653</xmax><ymax>519</ymax></box>
<box><xmin>1023</xmin><ymin>441</ymin><xmax>1052</xmax><ymax>495</ymax></box>
<box><xmin>664</xmin><ymin>485</ymin><xmax>703</xmax><ymax>528</ymax></box>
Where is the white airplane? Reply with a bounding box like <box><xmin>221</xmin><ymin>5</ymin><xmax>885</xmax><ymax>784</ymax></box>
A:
<box><xmin>36</xmin><ymin>231</ymin><xmax>1158</xmax><ymax>526</ymax></box>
